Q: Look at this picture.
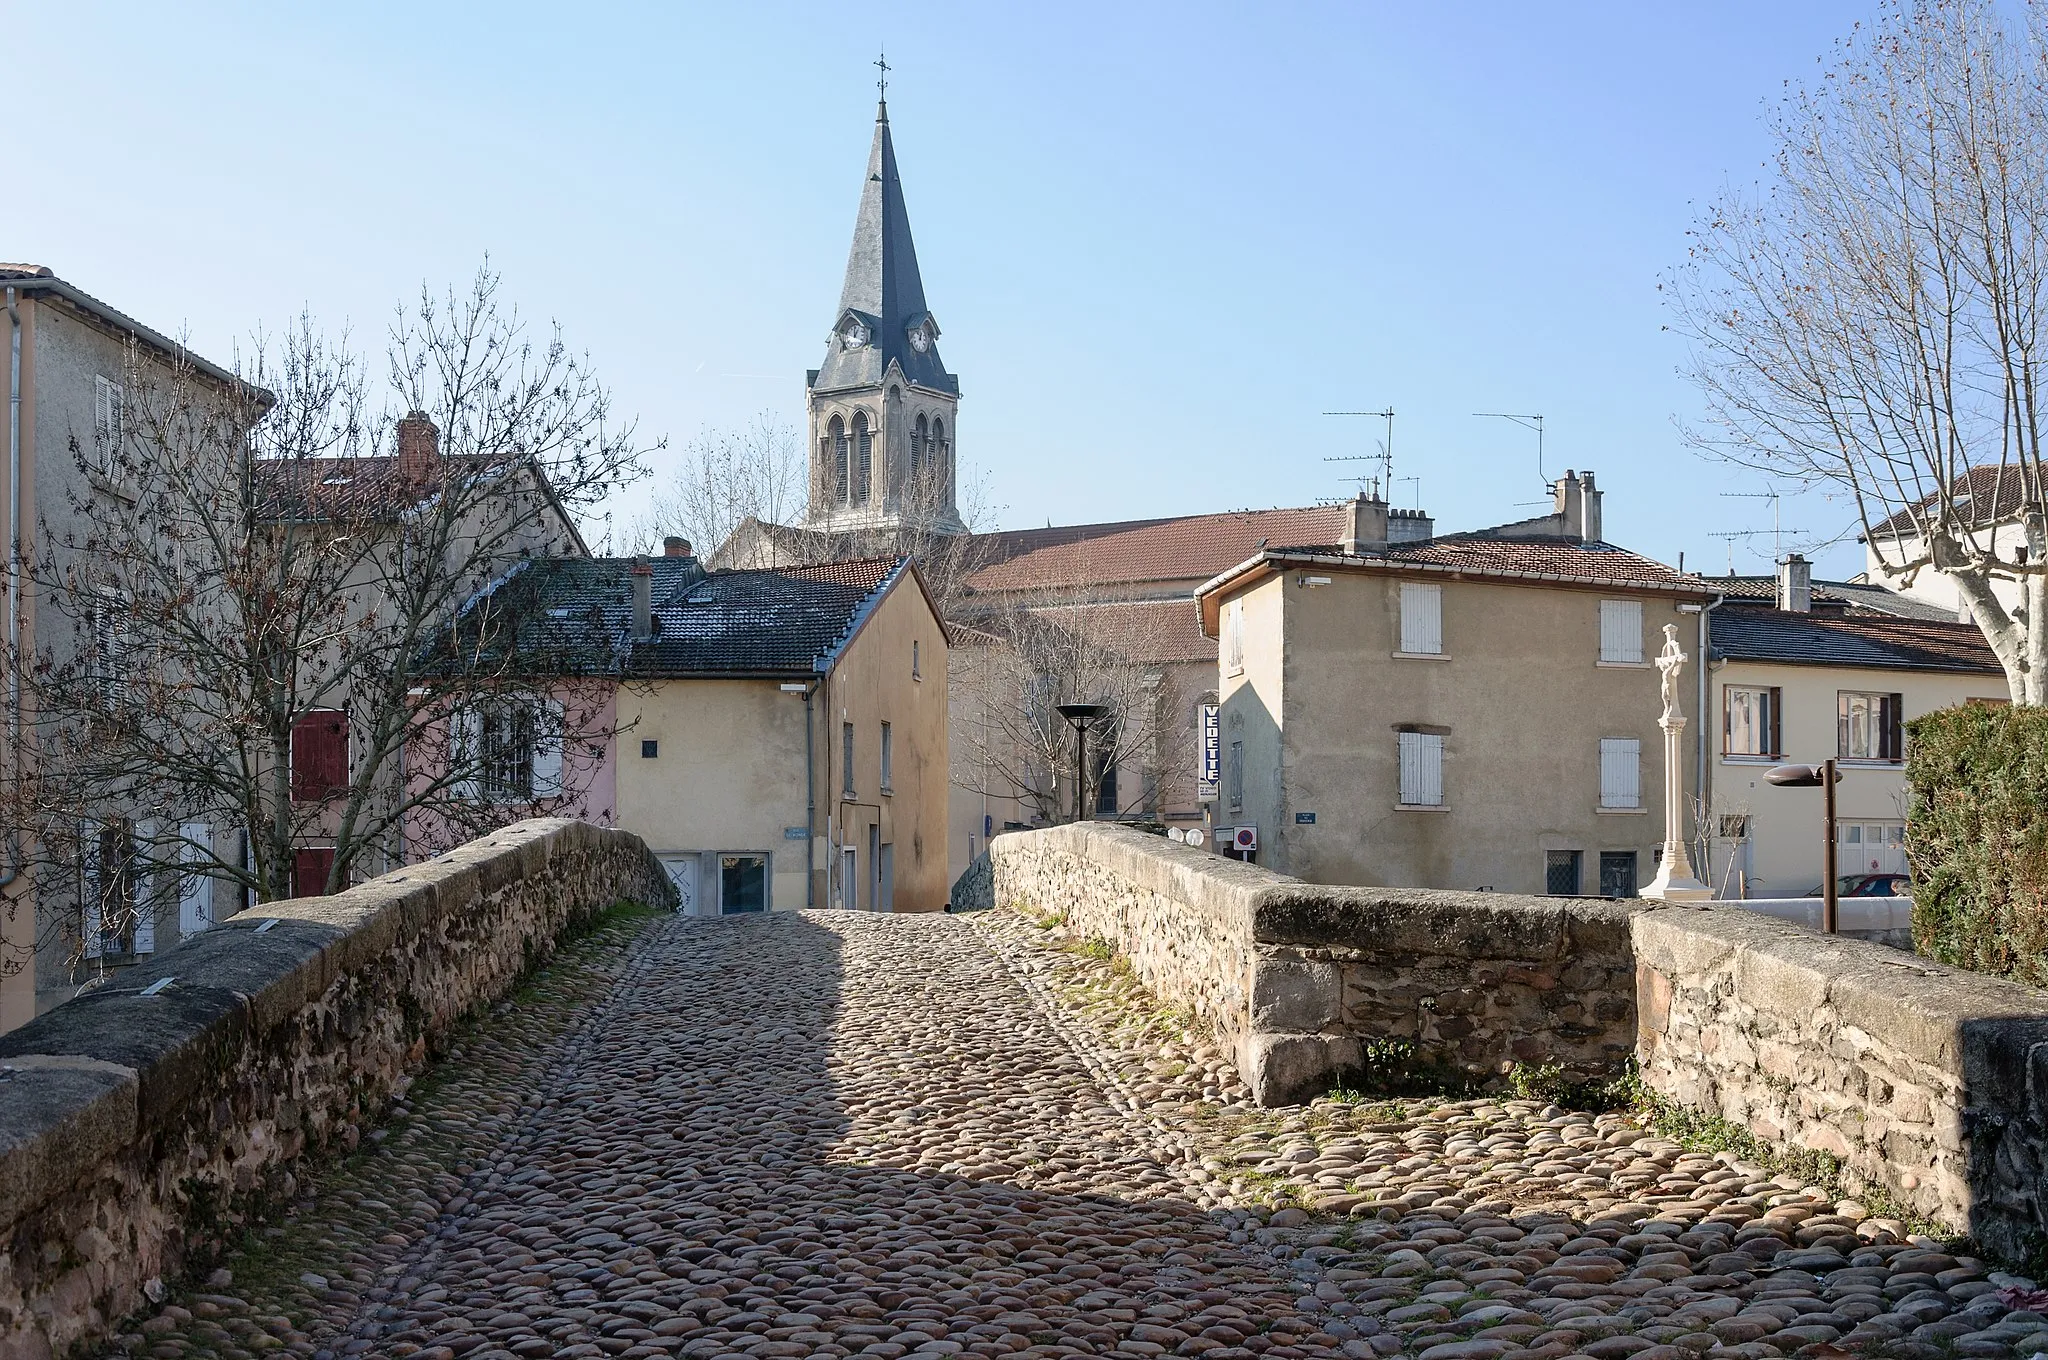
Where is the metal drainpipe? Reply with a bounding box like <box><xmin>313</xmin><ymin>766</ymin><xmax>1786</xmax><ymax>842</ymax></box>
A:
<box><xmin>2</xmin><ymin>286</ymin><xmax>21</xmax><ymax>889</ymax></box>
<box><xmin>1695</xmin><ymin>594</ymin><xmax>1725</xmax><ymax>866</ymax></box>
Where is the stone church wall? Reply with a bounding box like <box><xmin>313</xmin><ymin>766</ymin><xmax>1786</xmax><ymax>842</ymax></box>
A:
<box><xmin>988</xmin><ymin>821</ymin><xmax>2048</xmax><ymax>1258</ymax></box>
<box><xmin>0</xmin><ymin>818</ymin><xmax>673</xmax><ymax>1360</ymax></box>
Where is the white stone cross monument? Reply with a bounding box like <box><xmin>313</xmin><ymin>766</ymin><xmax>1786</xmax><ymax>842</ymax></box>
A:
<box><xmin>1642</xmin><ymin>623</ymin><xmax>1711</xmax><ymax>901</ymax></box>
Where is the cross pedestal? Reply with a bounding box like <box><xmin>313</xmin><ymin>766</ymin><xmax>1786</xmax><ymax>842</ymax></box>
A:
<box><xmin>1642</xmin><ymin>713</ymin><xmax>1711</xmax><ymax>901</ymax></box>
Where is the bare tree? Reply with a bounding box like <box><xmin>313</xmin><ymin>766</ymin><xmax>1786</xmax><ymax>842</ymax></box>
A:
<box><xmin>1671</xmin><ymin>0</ymin><xmax>2048</xmax><ymax>702</ymax></box>
<box><xmin>3</xmin><ymin>268</ymin><xmax>650</xmax><ymax>979</ymax></box>
<box><xmin>950</xmin><ymin>593</ymin><xmax>1176</xmax><ymax>826</ymax></box>
<box><xmin>629</xmin><ymin>413</ymin><xmax>804</xmax><ymax>556</ymax></box>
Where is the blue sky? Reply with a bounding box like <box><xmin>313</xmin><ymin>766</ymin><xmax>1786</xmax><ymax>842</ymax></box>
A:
<box><xmin>11</xmin><ymin>2</ymin><xmax>1877</xmax><ymax>576</ymax></box>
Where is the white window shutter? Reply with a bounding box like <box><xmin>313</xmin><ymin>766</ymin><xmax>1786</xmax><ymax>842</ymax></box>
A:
<box><xmin>1600</xmin><ymin>737</ymin><xmax>1641</xmax><ymax>808</ymax></box>
<box><xmin>532</xmin><ymin>698</ymin><xmax>565</xmax><ymax>797</ymax></box>
<box><xmin>1600</xmin><ymin>600</ymin><xmax>1643</xmax><ymax>663</ymax></box>
<box><xmin>179</xmin><ymin>822</ymin><xmax>211</xmax><ymax>935</ymax></box>
<box><xmin>1400</xmin><ymin>583</ymin><xmax>1443</xmax><ymax>655</ymax></box>
<box><xmin>451</xmin><ymin>706</ymin><xmax>481</xmax><ymax>799</ymax></box>
<box><xmin>1399</xmin><ymin>731</ymin><xmax>1444</xmax><ymax>805</ymax></box>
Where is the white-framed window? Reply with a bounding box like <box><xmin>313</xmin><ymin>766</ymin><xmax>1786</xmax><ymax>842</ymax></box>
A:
<box><xmin>1224</xmin><ymin>598</ymin><xmax>1245</xmax><ymax>675</ymax></box>
<box><xmin>1399</xmin><ymin>582</ymin><xmax>1443</xmax><ymax>655</ymax></box>
<box><xmin>1838</xmin><ymin>691</ymin><xmax>1904</xmax><ymax>762</ymax></box>
<box><xmin>1724</xmin><ymin>685</ymin><xmax>1782</xmax><ymax>758</ymax></box>
<box><xmin>879</xmin><ymin>721</ymin><xmax>893</xmax><ymax>793</ymax></box>
<box><xmin>1599</xmin><ymin>599</ymin><xmax>1644</xmax><ymax>663</ymax></box>
<box><xmin>1398</xmin><ymin>730</ymin><xmax>1444</xmax><ymax>806</ymax></box>
<box><xmin>1599</xmin><ymin>737</ymin><xmax>1641</xmax><ymax>809</ymax></box>
<box><xmin>93</xmin><ymin>376</ymin><xmax>124</xmax><ymax>475</ymax></box>
<box><xmin>452</xmin><ymin>697</ymin><xmax>563</xmax><ymax>802</ymax></box>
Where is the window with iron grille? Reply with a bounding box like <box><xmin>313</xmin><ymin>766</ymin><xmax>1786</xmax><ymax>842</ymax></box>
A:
<box><xmin>1545</xmin><ymin>849</ymin><xmax>1582</xmax><ymax>896</ymax></box>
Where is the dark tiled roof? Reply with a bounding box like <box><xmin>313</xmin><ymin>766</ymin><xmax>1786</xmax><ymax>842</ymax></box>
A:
<box><xmin>967</xmin><ymin>505</ymin><xmax>1354</xmax><ymax>592</ymax></box>
<box><xmin>1710</xmin><ymin>603</ymin><xmax>2002</xmax><ymax>673</ymax></box>
<box><xmin>1703</xmin><ymin>575</ymin><xmax>1961</xmax><ymax>622</ymax></box>
<box><xmin>446</xmin><ymin>555</ymin><xmax>910</xmax><ymax>679</ymax></box>
<box><xmin>1869</xmin><ymin>465</ymin><xmax>2037</xmax><ymax>536</ymax></box>
<box><xmin>1260</xmin><ymin>535</ymin><xmax>1695</xmax><ymax>591</ymax></box>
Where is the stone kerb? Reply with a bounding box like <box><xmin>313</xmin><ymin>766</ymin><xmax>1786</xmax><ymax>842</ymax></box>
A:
<box><xmin>0</xmin><ymin>818</ymin><xmax>673</xmax><ymax>1360</ymax></box>
<box><xmin>1634</xmin><ymin>905</ymin><xmax>2048</xmax><ymax>1259</ymax></box>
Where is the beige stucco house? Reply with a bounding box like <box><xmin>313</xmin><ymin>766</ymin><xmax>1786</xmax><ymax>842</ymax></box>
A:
<box><xmin>1701</xmin><ymin>558</ymin><xmax>2007</xmax><ymax>897</ymax></box>
<box><xmin>1195</xmin><ymin>477</ymin><xmax>1713</xmax><ymax>896</ymax></box>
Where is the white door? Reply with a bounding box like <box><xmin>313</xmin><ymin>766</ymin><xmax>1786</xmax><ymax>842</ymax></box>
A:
<box><xmin>661</xmin><ymin>856</ymin><xmax>698</xmax><ymax>914</ymax></box>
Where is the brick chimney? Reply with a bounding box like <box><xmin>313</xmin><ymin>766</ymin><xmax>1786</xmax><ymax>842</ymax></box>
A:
<box><xmin>1776</xmin><ymin>553</ymin><xmax>1812</xmax><ymax>613</ymax></box>
<box><xmin>1339</xmin><ymin>490</ymin><xmax>1389</xmax><ymax>555</ymax></box>
<box><xmin>396</xmin><ymin>411</ymin><xmax>439</xmax><ymax>482</ymax></box>
<box><xmin>630</xmin><ymin>557</ymin><xmax>654</xmax><ymax>640</ymax></box>
<box><xmin>663</xmin><ymin>536</ymin><xmax>693</xmax><ymax>558</ymax></box>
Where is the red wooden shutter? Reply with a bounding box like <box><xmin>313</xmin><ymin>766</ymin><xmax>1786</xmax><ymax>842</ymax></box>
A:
<box><xmin>293</xmin><ymin>846</ymin><xmax>336</xmax><ymax>897</ymax></box>
<box><xmin>291</xmin><ymin>712</ymin><xmax>348</xmax><ymax>802</ymax></box>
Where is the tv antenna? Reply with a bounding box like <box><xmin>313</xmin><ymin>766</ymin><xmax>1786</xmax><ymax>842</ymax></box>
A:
<box><xmin>1473</xmin><ymin>412</ymin><xmax>1547</xmax><ymax>488</ymax></box>
<box><xmin>1322</xmin><ymin>408</ymin><xmax>1394</xmax><ymax>498</ymax></box>
<box><xmin>1717</xmin><ymin>490</ymin><xmax>1804</xmax><ymax>561</ymax></box>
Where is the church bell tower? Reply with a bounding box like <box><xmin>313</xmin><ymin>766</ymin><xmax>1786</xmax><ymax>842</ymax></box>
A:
<box><xmin>804</xmin><ymin>73</ymin><xmax>965</xmax><ymax>536</ymax></box>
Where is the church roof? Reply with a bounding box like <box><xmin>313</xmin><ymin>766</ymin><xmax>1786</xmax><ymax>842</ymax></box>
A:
<box><xmin>965</xmin><ymin>504</ymin><xmax>1355</xmax><ymax>593</ymax></box>
<box><xmin>811</xmin><ymin>101</ymin><xmax>958</xmax><ymax>397</ymax></box>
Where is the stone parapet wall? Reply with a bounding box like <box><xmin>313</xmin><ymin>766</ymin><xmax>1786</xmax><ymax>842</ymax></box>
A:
<box><xmin>0</xmin><ymin>819</ymin><xmax>673</xmax><ymax>1360</ymax></box>
<box><xmin>988</xmin><ymin>825</ymin><xmax>1640</xmax><ymax>1104</ymax></box>
<box><xmin>1633</xmin><ymin>905</ymin><xmax>2048</xmax><ymax>1261</ymax></box>
<box><xmin>987</xmin><ymin>823</ymin><xmax>2048</xmax><ymax>1258</ymax></box>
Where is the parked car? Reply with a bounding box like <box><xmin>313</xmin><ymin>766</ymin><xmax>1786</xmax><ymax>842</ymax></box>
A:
<box><xmin>1800</xmin><ymin>873</ymin><xmax>1912</xmax><ymax>898</ymax></box>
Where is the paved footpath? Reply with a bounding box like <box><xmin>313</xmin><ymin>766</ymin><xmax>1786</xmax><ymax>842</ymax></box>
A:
<box><xmin>112</xmin><ymin>909</ymin><xmax>2048</xmax><ymax>1360</ymax></box>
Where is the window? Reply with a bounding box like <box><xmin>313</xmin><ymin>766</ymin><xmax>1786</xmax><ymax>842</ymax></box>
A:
<box><xmin>291</xmin><ymin>711</ymin><xmax>349</xmax><ymax>803</ymax></box>
<box><xmin>853</xmin><ymin>413</ymin><xmax>873</xmax><ymax>505</ymax></box>
<box><xmin>1227</xmin><ymin>739</ymin><xmax>1244</xmax><ymax>812</ymax></box>
<box><xmin>84</xmin><ymin>818</ymin><xmax>136</xmax><ymax>958</ymax></box>
<box><xmin>1599</xmin><ymin>737</ymin><xmax>1641</xmax><ymax>809</ymax></box>
<box><xmin>879</xmin><ymin>721</ymin><xmax>893</xmax><ymax>793</ymax></box>
<box><xmin>1723</xmin><ymin>685</ymin><xmax>1782</xmax><ymax>758</ymax></box>
<box><xmin>913</xmin><ymin>414</ymin><xmax>928</xmax><ymax>475</ymax></box>
<box><xmin>1093</xmin><ymin>720</ymin><xmax>1121</xmax><ymax>814</ymax></box>
<box><xmin>830</xmin><ymin>417</ymin><xmax>849</xmax><ymax>504</ymax></box>
<box><xmin>293</xmin><ymin>846</ymin><xmax>337</xmax><ymax>898</ymax></box>
<box><xmin>720</xmin><ymin>855</ymin><xmax>767</xmax><ymax>914</ymax></box>
<box><xmin>641</xmin><ymin>739</ymin><xmax>659</xmax><ymax>759</ymax></box>
<box><xmin>1599</xmin><ymin>599</ymin><xmax>1644</xmax><ymax>663</ymax></box>
<box><xmin>93</xmin><ymin>376</ymin><xmax>123</xmax><ymax>475</ymax></box>
<box><xmin>1398</xmin><ymin>730</ymin><xmax>1444</xmax><ymax>806</ymax></box>
<box><xmin>1599</xmin><ymin>850</ymin><xmax>1639</xmax><ymax>899</ymax></box>
<box><xmin>178</xmin><ymin>822</ymin><xmax>212</xmax><ymax>936</ymax></box>
<box><xmin>1838</xmin><ymin>691</ymin><xmax>1904</xmax><ymax>762</ymax></box>
<box><xmin>933</xmin><ymin>418</ymin><xmax>947</xmax><ymax>479</ymax></box>
<box><xmin>453</xmin><ymin>698</ymin><xmax>562</xmax><ymax>802</ymax></box>
<box><xmin>87</xmin><ymin>591</ymin><xmax>133</xmax><ymax>706</ymax></box>
<box><xmin>912</xmin><ymin>640</ymin><xmax>921</xmax><ymax>679</ymax></box>
<box><xmin>1399</xmin><ymin>582</ymin><xmax>1443</xmax><ymax>655</ymax></box>
<box><xmin>1545</xmin><ymin>849</ymin><xmax>1583</xmax><ymax>896</ymax></box>
<box><xmin>1224</xmin><ymin>598</ymin><xmax>1245</xmax><ymax>674</ymax></box>
<box><xmin>843</xmin><ymin>721</ymin><xmax>856</xmax><ymax>796</ymax></box>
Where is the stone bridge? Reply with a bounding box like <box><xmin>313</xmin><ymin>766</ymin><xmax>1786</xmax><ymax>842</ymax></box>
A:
<box><xmin>4</xmin><ymin>822</ymin><xmax>2048</xmax><ymax>1360</ymax></box>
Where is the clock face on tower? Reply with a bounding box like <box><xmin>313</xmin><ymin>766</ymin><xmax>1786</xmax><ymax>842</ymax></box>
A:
<box><xmin>908</xmin><ymin>325</ymin><xmax>930</xmax><ymax>354</ymax></box>
<box><xmin>840</xmin><ymin>320</ymin><xmax>868</xmax><ymax>349</ymax></box>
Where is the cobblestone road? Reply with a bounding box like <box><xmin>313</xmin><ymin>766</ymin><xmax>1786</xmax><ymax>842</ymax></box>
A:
<box><xmin>112</xmin><ymin>908</ymin><xmax>2047</xmax><ymax>1360</ymax></box>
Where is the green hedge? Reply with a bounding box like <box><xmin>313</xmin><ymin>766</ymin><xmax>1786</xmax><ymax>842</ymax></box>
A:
<box><xmin>1904</xmin><ymin>703</ymin><xmax>2048</xmax><ymax>986</ymax></box>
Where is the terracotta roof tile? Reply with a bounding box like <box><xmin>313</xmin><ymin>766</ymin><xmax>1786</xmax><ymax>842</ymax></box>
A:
<box><xmin>1870</xmin><ymin>465</ymin><xmax>2037</xmax><ymax>536</ymax></box>
<box><xmin>967</xmin><ymin>505</ymin><xmax>1353</xmax><ymax>592</ymax></box>
<box><xmin>1710</xmin><ymin>602</ymin><xmax>2002</xmax><ymax>673</ymax></box>
<box><xmin>1262</xmin><ymin>535</ymin><xmax>1692</xmax><ymax>590</ymax></box>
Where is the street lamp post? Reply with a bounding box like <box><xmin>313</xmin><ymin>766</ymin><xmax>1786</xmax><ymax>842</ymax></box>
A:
<box><xmin>1054</xmin><ymin>703</ymin><xmax>1109</xmax><ymax>824</ymax></box>
<box><xmin>1764</xmin><ymin>758</ymin><xmax>1842</xmax><ymax>933</ymax></box>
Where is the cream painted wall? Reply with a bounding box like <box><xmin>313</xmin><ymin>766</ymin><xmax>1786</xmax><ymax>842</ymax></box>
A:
<box><xmin>615</xmin><ymin>679</ymin><xmax>812</xmax><ymax>914</ymax></box>
<box><xmin>1709</xmin><ymin>660</ymin><xmax>2007</xmax><ymax>897</ymax></box>
<box><xmin>820</xmin><ymin>574</ymin><xmax>950</xmax><ymax>913</ymax></box>
<box><xmin>1219</xmin><ymin>567</ymin><xmax>1699</xmax><ymax>894</ymax></box>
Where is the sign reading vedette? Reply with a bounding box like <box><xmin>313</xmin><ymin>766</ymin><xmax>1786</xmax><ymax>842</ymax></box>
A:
<box><xmin>1198</xmin><ymin>704</ymin><xmax>1220</xmax><ymax>800</ymax></box>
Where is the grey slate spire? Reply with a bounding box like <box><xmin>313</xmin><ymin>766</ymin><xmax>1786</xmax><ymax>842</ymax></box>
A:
<box><xmin>811</xmin><ymin>99</ymin><xmax>958</xmax><ymax>396</ymax></box>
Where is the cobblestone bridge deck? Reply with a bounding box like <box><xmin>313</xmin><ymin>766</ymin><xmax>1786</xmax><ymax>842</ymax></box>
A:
<box><xmin>111</xmin><ymin>909</ymin><xmax>2045</xmax><ymax>1360</ymax></box>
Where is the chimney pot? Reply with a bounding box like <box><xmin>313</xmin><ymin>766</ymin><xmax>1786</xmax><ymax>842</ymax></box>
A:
<box><xmin>1339</xmin><ymin>490</ymin><xmax>1390</xmax><ymax>555</ymax></box>
<box><xmin>1776</xmin><ymin>553</ymin><xmax>1812</xmax><ymax>613</ymax></box>
<box><xmin>396</xmin><ymin>410</ymin><xmax>439</xmax><ymax>482</ymax></box>
<box><xmin>663</xmin><ymin>536</ymin><xmax>692</xmax><ymax>558</ymax></box>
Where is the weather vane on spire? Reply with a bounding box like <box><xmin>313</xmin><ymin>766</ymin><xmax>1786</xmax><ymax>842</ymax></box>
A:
<box><xmin>875</xmin><ymin>50</ymin><xmax>890</xmax><ymax>105</ymax></box>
